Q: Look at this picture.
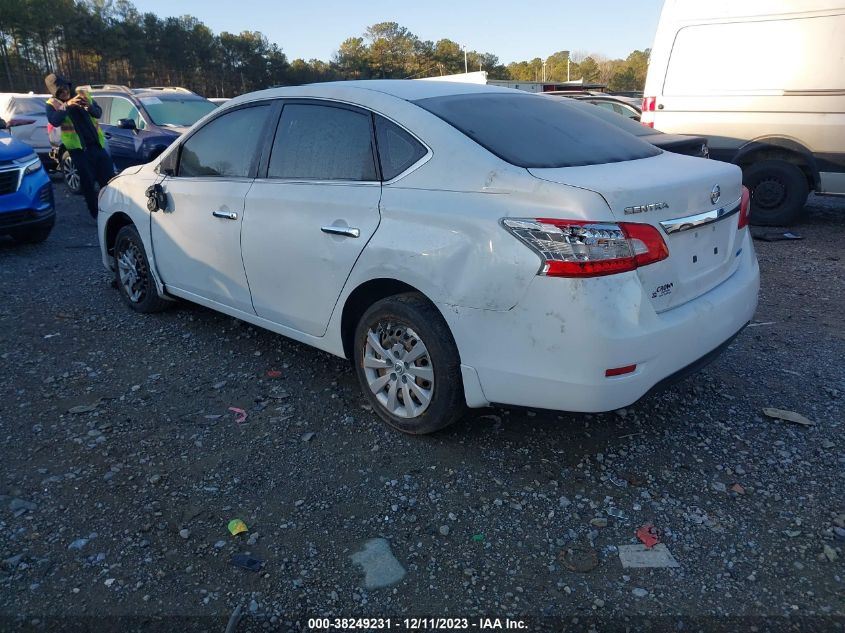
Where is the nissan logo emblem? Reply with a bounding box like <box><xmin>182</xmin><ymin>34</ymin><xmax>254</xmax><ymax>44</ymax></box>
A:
<box><xmin>710</xmin><ymin>185</ymin><xmax>721</xmax><ymax>205</ymax></box>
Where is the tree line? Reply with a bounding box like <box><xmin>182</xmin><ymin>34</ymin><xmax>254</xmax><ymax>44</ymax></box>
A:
<box><xmin>0</xmin><ymin>0</ymin><xmax>649</xmax><ymax>97</ymax></box>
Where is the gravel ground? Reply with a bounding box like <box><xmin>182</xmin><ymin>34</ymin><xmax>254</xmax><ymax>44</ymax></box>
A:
<box><xmin>1</xmin><ymin>183</ymin><xmax>843</xmax><ymax>632</ymax></box>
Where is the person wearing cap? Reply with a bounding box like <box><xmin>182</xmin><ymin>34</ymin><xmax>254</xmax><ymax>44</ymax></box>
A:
<box><xmin>44</xmin><ymin>74</ymin><xmax>113</xmax><ymax>219</ymax></box>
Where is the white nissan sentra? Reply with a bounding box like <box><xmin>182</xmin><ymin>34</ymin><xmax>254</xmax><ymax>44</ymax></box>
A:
<box><xmin>97</xmin><ymin>80</ymin><xmax>759</xmax><ymax>434</ymax></box>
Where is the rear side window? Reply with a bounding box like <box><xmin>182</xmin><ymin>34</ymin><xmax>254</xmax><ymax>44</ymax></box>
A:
<box><xmin>375</xmin><ymin>116</ymin><xmax>427</xmax><ymax>180</ymax></box>
<box><xmin>268</xmin><ymin>104</ymin><xmax>378</xmax><ymax>181</ymax></box>
<box><xmin>178</xmin><ymin>104</ymin><xmax>271</xmax><ymax>178</ymax></box>
<box><xmin>414</xmin><ymin>93</ymin><xmax>659</xmax><ymax>168</ymax></box>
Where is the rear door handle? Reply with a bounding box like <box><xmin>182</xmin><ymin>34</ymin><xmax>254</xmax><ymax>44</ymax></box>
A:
<box><xmin>321</xmin><ymin>225</ymin><xmax>360</xmax><ymax>238</ymax></box>
<box><xmin>212</xmin><ymin>210</ymin><xmax>238</xmax><ymax>220</ymax></box>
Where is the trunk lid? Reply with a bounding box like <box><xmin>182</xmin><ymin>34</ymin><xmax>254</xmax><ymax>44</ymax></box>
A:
<box><xmin>529</xmin><ymin>152</ymin><xmax>745</xmax><ymax>312</ymax></box>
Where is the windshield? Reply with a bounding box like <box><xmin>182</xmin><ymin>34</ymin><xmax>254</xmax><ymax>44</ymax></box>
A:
<box><xmin>414</xmin><ymin>93</ymin><xmax>660</xmax><ymax>168</ymax></box>
<box><xmin>138</xmin><ymin>97</ymin><xmax>217</xmax><ymax>127</ymax></box>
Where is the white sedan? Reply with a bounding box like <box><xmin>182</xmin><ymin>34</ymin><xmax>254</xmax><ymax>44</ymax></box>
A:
<box><xmin>97</xmin><ymin>80</ymin><xmax>759</xmax><ymax>434</ymax></box>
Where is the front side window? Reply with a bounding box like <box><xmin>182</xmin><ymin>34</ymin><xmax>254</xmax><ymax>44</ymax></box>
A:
<box><xmin>178</xmin><ymin>104</ymin><xmax>271</xmax><ymax>178</ymax></box>
<box><xmin>109</xmin><ymin>98</ymin><xmax>145</xmax><ymax>130</ymax></box>
<box><xmin>268</xmin><ymin>103</ymin><xmax>377</xmax><ymax>181</ymax></box>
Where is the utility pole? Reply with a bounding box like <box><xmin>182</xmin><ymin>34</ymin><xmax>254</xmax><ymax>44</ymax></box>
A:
<box><xmin>542</xmin><ymin>60</ymin><xmax>546</xmax><ymax>82</ymax></box>
<box><xmin>464</xmin><ymin>46</ymin><xmax>468</xmax><ymax>74</ymax></box>
<box><xmin>567</xmin><ymin>57</ymin><xmax>571</xmax><ymax>82</ymax></box>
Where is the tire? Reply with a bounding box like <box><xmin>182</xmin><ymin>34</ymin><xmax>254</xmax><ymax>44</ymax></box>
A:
<box><xmin>353</xmin><ymin>292</ymin><xmax>466</xmax><ymax>434</ymax></box>
<box><xmin>61</xmin><ymin>150</ymin><xmax>81</xmax><ymax>195</ymax></box>
<box><xmin>742</xmin><ymin>160</ymin><xmax>809</xmax><ymax>226</ymax></box>
<box><xmin>113</xmin><ymin>225</ymin><xmax>170</xmax><ymax>313</ymax></box>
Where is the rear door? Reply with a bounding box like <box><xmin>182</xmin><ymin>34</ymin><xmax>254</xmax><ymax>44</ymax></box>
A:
<box><xmin>241</xmin><ymin>100</ymin><xmax>382</xmax><ymax>336</ymax></box>
<box><xmin>152</xmin><ymin>102</ymin><xmax>275</xmax><ymax>313</ymax></box>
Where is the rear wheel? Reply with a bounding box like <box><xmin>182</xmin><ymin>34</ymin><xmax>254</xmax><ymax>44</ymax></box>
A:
<box><xmin>61</xmin><ymin>150</ymin><xmax>81</xmax><ymax>194</ymax></box>
<box><xmin>113</xmin><ymin>225</ymin><xmax>170</xmax><ymax>313</ymax></box>
<box><xmin>353</xmin><ymin>293</ymin><xmax>466</xmax><ymax>434</ymax></box>
<box><xmin>742</xmin><ymin>159</ymin><xmax>809</xmax><ymax>226</ymax></box>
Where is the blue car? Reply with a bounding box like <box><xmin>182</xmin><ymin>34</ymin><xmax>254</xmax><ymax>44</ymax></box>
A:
<box><xmin>0</xmin><ymin>118</ymin><xmax>54</xmax><ymax>243</ymax></box>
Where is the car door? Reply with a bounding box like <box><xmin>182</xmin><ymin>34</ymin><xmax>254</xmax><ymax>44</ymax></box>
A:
<box><xmin>151</xmin><ymin>102</ymin><xmax>275</xmax><ymax>314</ymax></box>
<box><xmin>241</xmin><ymin>101</ymin><xmax>382</xmax><ymax>336</ymax></box>
<box><xmin>102</xmin><ymin>96</ymin><xmax>148</xmax><ymax>169</ymax></box>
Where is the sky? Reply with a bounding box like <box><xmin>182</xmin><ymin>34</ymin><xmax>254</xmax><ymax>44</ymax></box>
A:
<box><xmin>127</xmin><ymin>0</ymin><xmax>665</xmax><ymax>65</ymax></box>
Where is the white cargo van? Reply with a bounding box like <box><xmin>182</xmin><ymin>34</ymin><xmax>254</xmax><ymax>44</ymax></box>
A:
<box><xmin>643</xmin><ymin>1</ymin><xmax>845</xmax><ymax>225</ymax></box>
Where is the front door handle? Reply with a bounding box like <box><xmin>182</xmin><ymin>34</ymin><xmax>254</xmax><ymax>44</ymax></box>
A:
<box><xmin>321</xmin><ymin>225</ymin><xmax>360</xmax><ymax>238</ymax></box>
<box><xmin>212</xmin><ymin>210</ymin><xmax>238</xmax><ymax>220</ymax></box>
<box><xmin>104</xmin><ymin>132</ymin><xmax>112</xmax><ymax>139</ymax></box>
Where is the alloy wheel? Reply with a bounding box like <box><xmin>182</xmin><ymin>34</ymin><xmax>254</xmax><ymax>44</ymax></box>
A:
<box><xmin>117</xmin><ymin>242</ymin><xmax>149</xmax><ymax>303</ymax></box>
<box><xmin>63</xmin><ymin>155</ymin><xmax>80</xmax><ymax>192</ymax></box>
<box><xmin>362</xmin><ymin>323</ymin><xmax>434</xmax><ymax>419</ymax></box>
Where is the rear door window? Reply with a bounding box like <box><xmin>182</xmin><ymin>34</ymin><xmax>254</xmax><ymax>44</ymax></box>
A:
<box><xmin>267</xmin><ymin>103</ymin><xmax>378</xmax><ymax>181</ymax></box>
<box><xmin>178</xmin><ymin>104</ymin><xmax>272</xmax><ymax>178</ymax></box>
<box><xmin>414</xmin><ymin>93</ymin><xmax>659</xmax><ymax>168</ymax></box>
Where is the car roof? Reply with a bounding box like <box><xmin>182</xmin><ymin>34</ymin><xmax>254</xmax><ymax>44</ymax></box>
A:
<box><xmin>89</xmin><ymin>87</ymin><xmax>207</xmax><ymax>101</ymax></box>
<box><xmin>235</xmin><ymin>80</ymin><xmax>522</xmax><ymax>105</ymax></box>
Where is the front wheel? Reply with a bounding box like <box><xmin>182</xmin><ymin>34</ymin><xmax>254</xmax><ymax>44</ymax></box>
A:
<box><xmin>353</xmin><ymin>293</ymin><xmax>466</xmax><ymax>434</ymax></box>
<box><xmin>742</xmin><ymin>159</ymin><xmax>809</xmax><ymax>226</ymax></box>
<box><xmin>113</xmin><ymin>225</ymin><xmax>170</xmax><ymax>313</ymax></box>
<box><xmin>61</xmin><ymin>150</ymin><xmax>81</xmax><ymax>194</ymax></box>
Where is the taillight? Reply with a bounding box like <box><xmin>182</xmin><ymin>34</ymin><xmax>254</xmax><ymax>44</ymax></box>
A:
<box><xmin>641</xmin><ymin>96</ymin><xmax>656</xmax><ymax>128</ymax></box>
<box><xmin>501</xmin><ymin>218</ymin><xmax>669</xmax><ymax>278</ymax></box>
<box><xmin>738</xmin><ymin>185</ymin><xmax>751</xmax><ymax>229</ymax></box>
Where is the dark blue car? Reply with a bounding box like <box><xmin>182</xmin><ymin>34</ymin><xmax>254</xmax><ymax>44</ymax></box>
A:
<box><xmin>55</xmin><ymin>85</ymin><xmax>217</xmax><ymax>193</ymax></box>
<box><xmin>0</xmin><ymin>118</ymin><xmax>54</xmax><ymax>243</ymax></box>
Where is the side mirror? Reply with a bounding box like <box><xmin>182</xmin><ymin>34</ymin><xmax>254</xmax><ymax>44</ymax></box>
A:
<box><xmin>0</xmin><ymin>118</ymin><xmax>6</xmax><ymax>130</ymax></box>
<box><xmin>117</xmin><ymin>118</ymin><xmax>137</xmax><ymax>130</ymax></box>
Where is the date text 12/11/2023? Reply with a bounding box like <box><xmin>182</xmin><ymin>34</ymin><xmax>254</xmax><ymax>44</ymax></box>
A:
<box><xmin>307</xmin><ymin>618</ymin><xmax>528</xmax><ymax>630</ymax></box>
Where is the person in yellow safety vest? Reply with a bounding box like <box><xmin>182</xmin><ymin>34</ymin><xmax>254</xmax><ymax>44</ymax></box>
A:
<box><xmin>44</xmin><ymin>74</ymin><xmax>114</xmax><ymax>219</ymax></box>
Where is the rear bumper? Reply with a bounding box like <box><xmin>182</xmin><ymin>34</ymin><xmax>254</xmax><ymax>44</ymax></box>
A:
<box><xmin>441</xmin><ymin>231</ymin><xmax>760</xmax><ymax>412</ymax></box>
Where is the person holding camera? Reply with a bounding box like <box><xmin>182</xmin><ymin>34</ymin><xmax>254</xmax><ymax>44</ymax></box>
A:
<box><xmin>44</xmin><ymin>74</ymin><xmax>113</xmax><ymax>219</ymax></box>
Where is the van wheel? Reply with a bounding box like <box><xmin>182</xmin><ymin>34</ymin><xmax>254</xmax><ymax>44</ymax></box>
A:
<box><xmin>742</xmin><ymin>160</ymin><xmax>808</xmax><ymax>226</ymax></box>
<box><xmin>353</xmin><ymin>293</ymin><xmax>466</xmax><ymax>434</ymax></box>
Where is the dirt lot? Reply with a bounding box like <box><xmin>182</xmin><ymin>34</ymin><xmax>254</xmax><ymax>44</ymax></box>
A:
<box><xmin>1</xmin><ymin>183</ymin><xmax>843</xmax><ymax>632</ymax></box>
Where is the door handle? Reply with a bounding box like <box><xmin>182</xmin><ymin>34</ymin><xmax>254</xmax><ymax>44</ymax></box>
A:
<box><xmin>321</xmin><ymin>225</ymin><xmax>360</xmax><ymax>238</ymax></box>
<box><xmin>104</xmin><ymin>132</ymin><xmax>112</xmax><ymax>139</ymax></box>
<box><xmin>212</xmin><ymin>210</ymin><xmax>238</xmax><ymax>220</ymax></box>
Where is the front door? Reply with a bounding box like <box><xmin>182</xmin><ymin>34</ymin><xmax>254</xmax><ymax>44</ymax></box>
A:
<box><xmin>151</xmin><ymin>103</ymin><xmax>275</xmax><ymax>313</ymax></box>
<box><xmin>100</xmin><ymin>96</ymin><xmax>148</xmax><ymax>170</ymax></box>
<box><xmin>242</xmin><ymin>102</ymin><xmax>382</xmax><ymax>336</ymax></box>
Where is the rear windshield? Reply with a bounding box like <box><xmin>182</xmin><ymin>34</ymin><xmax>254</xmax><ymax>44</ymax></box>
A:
<box><xmin>138</xmin><ymin>98</ymin><xmax>217</xmax><ymax>127</ymax></box>
<box><xmin>413</xmin><ymin>93</ymin><xmax>660</xmax><ymax>168</ymax></box>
